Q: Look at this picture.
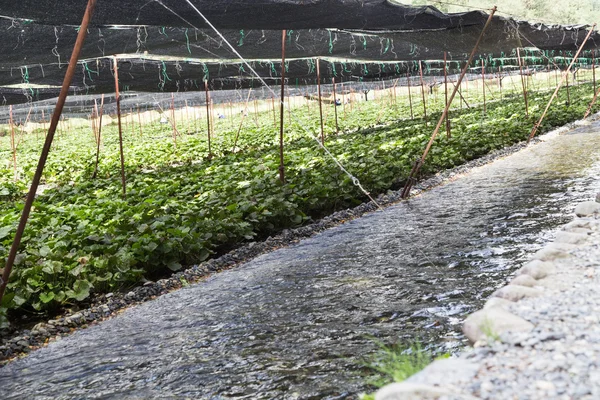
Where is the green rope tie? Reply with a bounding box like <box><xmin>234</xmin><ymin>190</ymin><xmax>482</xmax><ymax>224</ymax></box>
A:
<box><xmin>361</xmin><ymin>35</ymin><xmax>367</xmax><ymax>50</ymax></box>
<box><xmin>159</xmin><ymin>27</ymin><xmax>168</xmax><ymax>37</ymax></box>
<box><xmin>328</xmin><ymin>31</ymin><xmax>334</xmax><ymax>54</ymax></box>
<box><xmin>184</xmin><ymin>28</ymin><xmax>191</xmax><ymax>54</ymax></box>
<box><xmin>238</xmin><ymin>30</ymin><xmax>245</xmax><ymax>47</ymax></box>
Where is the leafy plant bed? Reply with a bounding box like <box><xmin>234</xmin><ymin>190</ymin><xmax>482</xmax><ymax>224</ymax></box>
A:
<box><xmin>0</xmin><ymin>82</ymin><xmax>597</xmax><ymax>327</ymax></box>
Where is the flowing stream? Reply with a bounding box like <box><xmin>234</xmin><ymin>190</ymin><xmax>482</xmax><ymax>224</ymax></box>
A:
<box><xmin>2</xmin><ymin>123</ymin><xmax>600</xmax><ymax>399</ymax></box>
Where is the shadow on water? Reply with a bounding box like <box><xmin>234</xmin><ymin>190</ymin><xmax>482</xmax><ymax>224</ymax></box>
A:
<box><xmin>1</xmin><ymin>124</ymin><xmax>600</xmax><ymax>399</ymax></box>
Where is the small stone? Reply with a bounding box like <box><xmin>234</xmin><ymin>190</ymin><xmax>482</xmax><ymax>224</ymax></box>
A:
<box><xmin>407</xmin><ymin>358</ymin><xmax>480</xmax><ymax>386</ymax></box>
<box><xmin>554</xmin><ymin>231</ymin><xmax>589</xmax><ymax>245</ymax></box>
<box><xmin>596</xmin><ymin>192</ymin><xmax>600</xmax><ymax>203</ymax></box>
<box><xmin>483</xmin><ymin>297</ymin><xmax>513</xmax><ymax>310</ymax></box>
<box><xmin>492</xmin><ymin>285</ymin><xmax>543</xmax><ymax>302</ymax></box>
<box><xmin>574</xmin><ymin>201</ymin><xmax>600</xmax><ymax>217</ymax></box>
<box><xmin>536</xmin><ymin>380</ymin><xmax>555</xmax><ymax>391</ymax></box>
<box><xmin>518</xmin><ymin>260</ymin><xmax>557</xmax><ymax>279</ymax></box>
<box><xmin>510</xmin><ymin>274</ymin><xmax>538</xmax><ymax>287</ymax></box>
<box><xmin>463</xmin><ymin>308</ymin><xmax>534</xmax><ymax>344</ymax></box>
<box><xmin>375</xmin><ymin>383</ymin><xmax>452</xmax><ymax>400</ymax></box>
<box><xmin>533</xmin><ymin>244</ymin><xmax>571</xmax><ymax>262</ymax></box>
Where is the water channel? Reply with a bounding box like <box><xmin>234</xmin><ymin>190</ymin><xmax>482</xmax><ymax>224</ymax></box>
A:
<box><xmin>2</xmin><ymin>123</ymin><xmax>600</xmax><ymax>399</ymax></box>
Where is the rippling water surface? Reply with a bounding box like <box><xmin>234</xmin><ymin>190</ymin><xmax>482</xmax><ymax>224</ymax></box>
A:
<box><xmin>2</xmin><ymin>124</ymin><xmax>600</xmax><ymax>399</ymax></box>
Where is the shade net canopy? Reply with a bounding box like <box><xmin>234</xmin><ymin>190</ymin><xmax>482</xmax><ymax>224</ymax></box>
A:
<box><xmin>0</xmin><ymin>1</ymin><xmax>599</xmax><ymax>104</ymax></box>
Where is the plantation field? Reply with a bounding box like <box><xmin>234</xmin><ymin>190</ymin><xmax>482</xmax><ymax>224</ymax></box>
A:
<box><xmin>0</xmin><ymin>76</ymin><xmax>598</xmax><ymax>325</ymax></box>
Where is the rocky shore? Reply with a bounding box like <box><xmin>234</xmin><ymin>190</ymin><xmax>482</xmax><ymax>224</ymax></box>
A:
<box><xmin>375</xmin><ymin>198</ymin><xmax>600</xmax><ymax>400</ymax></box>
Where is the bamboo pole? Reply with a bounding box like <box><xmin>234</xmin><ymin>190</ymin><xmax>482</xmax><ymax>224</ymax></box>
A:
<box><xmin>0</xmin><ymin>0</ymin><xmax>98</xmax><ymax>305</ymax></box>
<box><xmin>9</xmin><ymin>105</ymin><xmax>17</xmax><ymax>181</ymax></box>
<box><xmin>401</xmin><ymin>6</ymin><xmax>497</xmax><ymax>199</ymax></box>
<box><xmin>137</xmin><ymin>106</ymin><xmax>143</xmax><ymax>137</ymax></box>
<box><xmin>444</xmin><ymin>52</ymin><xmax>451</xmax><ymax>137</ymax></box>
<box><xmin>112</xmin><ymin>57</ymin><xmax>127</xmax><ymax>198</ymax></box>
<box><xmin>332</xmin><ymin>77</ymin><xmax>339</xmax><ymax>133</ymax></box>
<box><xmin>92</xmin><ymin>94</ymin><xmax>104</xmax><ymax>179</ymax></box>
<box><xmin>278</xmin><ymin>30</ymin><xmax>286</xmax><ymax>183</ymax></box>
<box><xmin>204</xmin><ymin>80</ymin><xmax>212</xmax><ymax>157</ymax></box>
<box><xmin>517</xmin><ymin>48</ymin><xmax>529</xmax><ymax>117</ymax></box>
<box><xmin>170</xmin><ymin>93</ymin><xmax>177</xmax><ymax>147</ymax></box>
<box><xmin>316</xmin><ymin>58</ymin><xmax>325</xmax><ymax>144</ymax></box>
<box><xmin>407</xmin><ymin>71</ymin><xmax>414</xmax><ymax>119</ymax></box>
<box><xmin>419</xmin><ymin>61</ymin><xmax>427</xmax><ymax>124</ymax></box>
<box><xmin>528</xmin><ymin>24</ymin><xmax>596</xmax><ymax>142</ymax></box>
<box><xmin>593</xmin><ymin>50</ymin><xmax>597</xmax><ymax>94</ymax></box>
<box><xmin>481</xmin><ymin>59</ymin><xmax>486</xmax><ymax>114</ymax></box>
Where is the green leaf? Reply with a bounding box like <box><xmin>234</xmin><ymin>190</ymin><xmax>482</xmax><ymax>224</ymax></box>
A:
<box><xmin>39</xmin><ymin>246</ymin><xmax>51</xmax><ymax>257</ymax></box>
<box><xmin>167</xmin><ymin>261</ymin><xmax>183</xmax><ymax>271</ymax></box>
<box><xmin>0</xmin><ymin>226</ymin><xmax>12</xmax><ymax>240</ymax></box>
<box><xmin>39</xmin><ymin>292</ymin><xmax>55</xmax><ymax>304</ymax></box>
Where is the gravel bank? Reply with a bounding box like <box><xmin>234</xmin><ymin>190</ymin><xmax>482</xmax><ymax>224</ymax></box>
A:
<box><xmin>375</xmin><ymin>199</ymin><xmax>600</xmax><ymax>399</ymax></box>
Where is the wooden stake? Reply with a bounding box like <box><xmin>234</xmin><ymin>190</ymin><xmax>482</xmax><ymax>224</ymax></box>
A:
<box><xmin>316</xmin><ymin>58</ymin><xmax>325</xmax><ymax>145</ymax></box>
<box><xmin>113</xmin><ymin>57</ymin><xmax>127</xmax><ymax>198</ymax></box>
<box><xmin>92</xmin><ymin>94</ymin><xmax>104</xmax><ymax>179</ymax></box>
<box><xmin>444</xmin><ymin>52</ymin><xmax>451</xmax><ymax>137</ymax></box>
<box><xmin>170</xmin><ymin>93</ymin><xmax>177</xmax><ymax>147</ymax></box>
<box><xmin>9</xmin><ymin>105</ymin><xmax>17</xmax><ymax>181</ymax></box>
<box><xmin>278</xmin><ymin>30</ymin><xmax>287</xmax><ymax>183</ymax></box>
<box><xmin>481</xmin><ymin>59</ymin><xmax>486</xmax><ymax>114</ymax></box>
<box><xmin>204</xmin><ymin>80</ymin><xmax>212</xmax><ymax>157</ymax></box>
<box><xmin>407</xmin><ymin>72</ymin><xmax>414</xmax><ymax>119</ymax></box>
<box><xmin>517</xmin><ymin>48</ymin><xmax>529</xmax><ymax>116</ymax></box>
<box><xmin>419</xmin><ymin>61</ymin><xmax>427</xmax><ymax>124</ymax></box>
<box><xmin>332</xmin><ymin>77</ymin><xmax>339</xmax><ymax>133</ymax></box>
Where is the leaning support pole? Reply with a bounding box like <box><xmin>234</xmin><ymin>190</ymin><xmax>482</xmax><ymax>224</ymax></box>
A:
<box><xmin>401</xmin><ymin>6</ymin><xmax>497</xmax><ymax>199</ymax></box>
<box><xmin>583</xmin><ymin>84</ymin><xmax>600</xmax><ymax>119</ymax></box>
<box><xmin>528</xmin><ymin>25</ymin><xmax>596</xmax><ymax>142</ymax></box>
<box><xmin>112</xmin><ymin>57</ymin><xmax>127</xmax><ymax>198</ymax></box>
<box><xmin>0</xmin><ymin>0</ymin><xmax>97</xmax><ymax>305</ymax></box>
<box><xmin>481</xmin><ymin>59</ymin><xmax>486</xmax><ymax>114</ymax></box>
<box><xmin>278</xmin><ymin>30</ymin><xmax>286</xmax><ymax>183</ymax></box>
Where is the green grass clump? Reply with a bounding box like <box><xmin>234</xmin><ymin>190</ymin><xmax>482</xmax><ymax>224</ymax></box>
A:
<box><xmin>360</xmin><ymin>341</ymin><xmax>450</xmax><ymax>399</ymax></box>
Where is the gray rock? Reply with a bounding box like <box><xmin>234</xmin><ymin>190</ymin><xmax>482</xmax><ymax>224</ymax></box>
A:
<box><xmin>554</xmin><ymin>231</ymin><xmax>589</xmax><ymax>245</ymax></box>
<box><xmin>463</xmin><ymin>308</ymin><xmax>534</xmax><ymax>344</ymax></box>
<box><xmin>596</xmin><ymin>192</ymin><xmax>600</xmax><ymax>203</ymax></box>
<box><xmin>533</xmin><ymin>244</ymin><xmax>572</xmax><ymax>262</ymax></box>
<box><xmin>407</xmin><ymin>358</ymin><xmax>480</xmax><ymax>387</ymax></box>
<box><xmin>375</xmin><ymin>383</ymin><xmax>454</xmax><ymax>400</ymax></box>
<box><xmin>510</xmin><ymin>274</ymin><xmax>538</xmax><ymax>287</ymax></box>
<box><xmin>574</xmin><ymin>201</ymin><xmax>600</xmax><ymax>217</ymax></box>
<box><xmin>492</xmin><ymin>285</ymin><xmax>543</xmax><ymax>302</ymax></box>
<box><xmin>518</xmin><ymin>260</ymin><xmax>557</xmax><ymax>279</ymax></box>
<box><xmin>484</xmin><ymin>297</ymin><xmax>514</xmax><ymax>310</ymax></box>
